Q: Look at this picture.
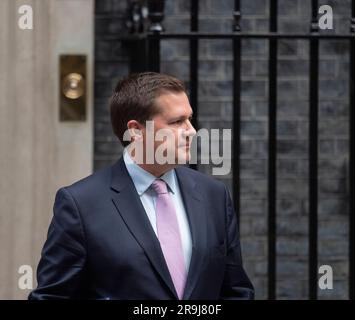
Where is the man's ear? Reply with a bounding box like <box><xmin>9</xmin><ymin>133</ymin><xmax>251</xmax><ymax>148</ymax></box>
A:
<box><xmin>127</xmin><ymin>120</ymin><xmax>143</xmax><ymax>141</ymax></box>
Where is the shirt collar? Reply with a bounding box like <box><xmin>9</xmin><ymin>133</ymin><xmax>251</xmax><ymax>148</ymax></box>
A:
<box><xmin>123</xmin><ymin>148</ymin><xmax>177</xmax><ymax>196</ymax></box>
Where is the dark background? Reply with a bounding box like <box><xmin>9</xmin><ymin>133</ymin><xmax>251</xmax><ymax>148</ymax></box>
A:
<box><xmin>94</xmin><ymin>0</ymin><xmax>350</xmax><ymax>299</ymax></box>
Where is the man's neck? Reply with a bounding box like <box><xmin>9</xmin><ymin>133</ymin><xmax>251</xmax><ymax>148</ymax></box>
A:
<box><xmin>126</xmin><ymin>147</ymin><xmax>177</xmax><ymax>177</ymax></box>
<box><xmin>137</xmin><ymin>163</ymin><xmax>176</xmax><ymax>178</ymax></box>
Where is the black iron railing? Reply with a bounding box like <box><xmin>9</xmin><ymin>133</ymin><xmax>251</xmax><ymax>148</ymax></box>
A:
<box><xmin>111</xmin><ymin>0</ymin><xmax>355</xmax><ymax>300</ymax></box>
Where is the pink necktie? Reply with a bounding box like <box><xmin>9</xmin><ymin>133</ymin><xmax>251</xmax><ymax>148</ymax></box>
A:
<box><xmin>151</xmin><ymin>179</ymin><xmax>187</xmax><ymax>300</ymax></box>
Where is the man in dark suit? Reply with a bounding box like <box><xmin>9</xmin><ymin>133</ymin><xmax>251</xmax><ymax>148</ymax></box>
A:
<box><xmin>29</xmin><ymin>72</ymin><xmax>254</xmax><ymax>300</ymax></box>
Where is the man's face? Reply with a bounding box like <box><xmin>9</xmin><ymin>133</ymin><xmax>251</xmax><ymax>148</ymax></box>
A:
<box><xmin>143</xmin><ymin>91</ymin><xmax>196</xmax><ymax>165</ymax></box>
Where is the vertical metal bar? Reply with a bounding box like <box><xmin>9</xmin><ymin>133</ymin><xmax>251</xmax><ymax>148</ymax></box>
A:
<box><xmin>127</xmin><ymin>1</ymin><xmax>148</xmax><ymax>73</ymax></box>
<box><xmin>349</xmin><ymin>0</ymin><xmax>355</xmax><ymax>300</ymax></box>
<box><xmin>189</xmin><ymin>0</ymin><xmax>199</xmax><ymax>170</ymax></box>
<box><xmin>233</xmin><ymin>0</ymin><xmax>241</xmax><ymax>228</ymax></box>
<box><xmin>268</xmin><ymin>0</ymin><xmax>278</xmax><ymax>301</ymax></box>
<box><xmin>309</xmin><ymin>0</ymin><xmax>319</xmax><ymax>300</ymax></box>
<box><xmin>129</xmin><ymin>39</ymin><xmax>148</xmax><ymax>73</ymax></box>
<box><xmin>148</xmin><ymin>38</ymin><xmax>160</xmax><ymax>72</ymax></box>
<box><xmin>190</xmin><ymin>0</ymin><xmax>198</xmax><ymax>131</ymax></box>
<box><xmin>147</xmin><ymin>0</ymin><xmax>165</xmax><ymax>72</ymax></box>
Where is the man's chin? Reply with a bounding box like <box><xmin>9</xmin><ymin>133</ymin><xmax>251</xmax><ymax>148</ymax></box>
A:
<box><xmin>176</xmin><ymin>150</ymin><xmax>191</xmax><ymax>165</ymax></box>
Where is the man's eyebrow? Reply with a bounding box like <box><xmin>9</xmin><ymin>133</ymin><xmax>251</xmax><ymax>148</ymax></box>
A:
<box><xmin>186</xmin><ymin>112</ymin><xmax>193</xmax><ymax>119</ymax></box>
<box><xmin>170</xmin><ymin>116</ymin><xmax>185</xmax><ymax>121</ymax></box>
<box><xmin>170</xmin><ymin>113</ymin><xmax>193</xmax><ymax>121</ymax></box>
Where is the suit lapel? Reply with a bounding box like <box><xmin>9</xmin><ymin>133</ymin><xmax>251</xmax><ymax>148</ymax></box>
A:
<box><xmin>110</xmin><ymin>157</ymin><xmax>178</xmax><ymax>299</ymax></box>
<box><xmin>175</xmin><ymin>167</ymin><xmax>207</xmax><ymax>300</ymax></box>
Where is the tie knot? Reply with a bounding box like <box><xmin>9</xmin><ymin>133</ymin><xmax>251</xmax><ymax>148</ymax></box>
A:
<box><xmin>151</xmin><ymin>179</ymin><xmax>168</xmax><ymax>195</ymax></box>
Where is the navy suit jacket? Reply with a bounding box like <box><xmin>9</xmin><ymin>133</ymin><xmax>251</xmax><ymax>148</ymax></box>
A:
<box><xmin>29</xmin><ymin>157</ymin><xmax>254</xmax><ymax>300</ymax></box>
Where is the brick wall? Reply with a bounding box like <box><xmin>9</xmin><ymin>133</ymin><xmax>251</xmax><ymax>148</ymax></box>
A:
<box><xmin>94</xmin><ymin>0</ymin><xmax>350</xmax><ymax>299</ymax></box>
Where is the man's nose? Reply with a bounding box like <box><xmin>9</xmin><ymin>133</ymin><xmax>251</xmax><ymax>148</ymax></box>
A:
<box><xmin>185</xmin><ymin>119</ymin><xmax>196</xmax><ymax>137</ymax></box>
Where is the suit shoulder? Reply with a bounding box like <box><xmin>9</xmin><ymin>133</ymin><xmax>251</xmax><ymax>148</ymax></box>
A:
<box><xmin>60</xmin><ymin>163</ymin><xmax>113</xmax><ymax>200</ymax></box>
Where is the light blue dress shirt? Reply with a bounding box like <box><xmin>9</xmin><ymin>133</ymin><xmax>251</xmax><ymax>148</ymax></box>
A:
<box><xmin>123</xmin><ymin>149</ymin><xmax>192</xmax><ymax>272</ymax></box>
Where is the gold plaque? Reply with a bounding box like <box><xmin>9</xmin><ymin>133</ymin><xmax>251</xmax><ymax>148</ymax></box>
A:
<box><xmin>62</xmin><ymin>73</ymin><xmax>84</xmax><ymax>100</ymax></box>
<box><xmin>60</xmin><ymin>55</ymin><xmax>86</xmax><ymax>121</ymax></box>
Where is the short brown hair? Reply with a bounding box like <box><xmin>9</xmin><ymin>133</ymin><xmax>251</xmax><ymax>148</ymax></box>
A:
<box><xmin>109</xmin><ymin>72</ymin><xmax>186</xmax><ymax>147</ymax></box>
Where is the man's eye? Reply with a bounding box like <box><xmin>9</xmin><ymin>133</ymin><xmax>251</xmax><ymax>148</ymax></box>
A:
<box><xmin>170</xmin><ymin>116</ymin><xmax>193</xmax><ymax>125</ymax></box>
<box><xmin>171</xmin><ymin>119</ymin><xmax>183</xmax><ymax>124</ymax></box>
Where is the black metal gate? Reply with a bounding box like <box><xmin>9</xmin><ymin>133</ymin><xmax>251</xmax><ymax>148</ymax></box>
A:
<box><xmin>105</xmin><ymin>0</ymin><xmax>355</xmax><ymax>299</ymax></box>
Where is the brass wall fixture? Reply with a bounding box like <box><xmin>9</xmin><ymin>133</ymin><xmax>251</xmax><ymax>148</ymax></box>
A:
<box><xmin>59</xmin><ymin>55</ymin><xmax>86</xmax><ymax>121</ymax></box>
